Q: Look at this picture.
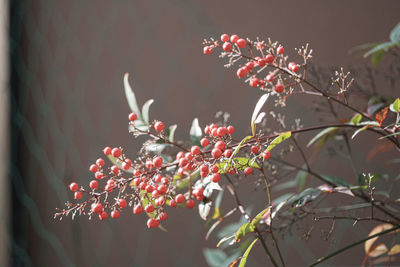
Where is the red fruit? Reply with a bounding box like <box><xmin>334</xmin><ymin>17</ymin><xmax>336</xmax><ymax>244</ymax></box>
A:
<box><xmin>211</xmin><ymin>148</ymin><xmax>222</xmax><ymax>159</ymax></box>
<box><xmin>236</xmin><ymin>38</ymin><xmax>247</xmax><ymax>48</ymax></box>
<box><xmin>175</xmin><ymin>193</ymin><xmax>185</xmax><ymax>204</ymax></box>
<box><xmin>204</xmin><ymin>126</ymin><xmax>211</xmax><ymax>135</ymax></box>
<box><xmin>145</xmin><ymin>203</ymin><xmax>155</xmax><ymax>213</ymax></box>
<box><xmin>230</xmin><ymin>34</ymin><xmax>239</xmax><ymax>43</ymax></box>
<box><xmin>221</xmin><ymin>34</ymin><xmax>230</xmax><ymax>42</ymax></box>
<box><xmin>96</xmin><ymin>158</ymin><xmax>105</xmax><ymax>167</ymax></box>
<box><xmin>212</xmin><ymin>173</ymin><xmax>221</xmax><ymax>183</ymax></box>
<box><xmin>186</xmin><ymin>199</ymin><xmax>195</xmax><ymax>209</ymax></box>
<box><xmin>179</xmin><ymin>158</ymin><xmax>189</xmax><ymax>167</ymax></box>
<box><xmin>215</xmin><ymin>141</ymin><xmax>226</xmax><ymax>151</ymax></box>
<box><xmin>154</xmin><ymin>121</ymin><xmax>165</xmax><ymax>132</ymax></box>
<box><xmin>129</xmin><ymin>112</ymin><xmax>138</xmax><ymax>121</ymax></box>
<box><xmin>265</xmin><ymin>54</ymin><xmax>274</xmax><ymax>64</ymax></box>
<box><xmin>157</xmin><ymin>184</ymin><xmax>167</xmax><ymax>195</ymax></box>
<box><xmin>251</xmin><ymin>145</ymin><xmax>260</xmax><ymax>154</ymax></box>
<box><xmin>191</xmin><ymin>146</ymin><xmax>201</xmax><ymax>155</ymax></box>
<box><xmin>274</xmin><ymin>83</ymin><xmax>284</xmax><ymax>93</ymax></box>
<box><xmin>277</xmin><ymin>46</ymin><xmax>284</xmax><ymax>54</ymax></box>
<box><xmin>153</xmin><ymin>157</ymin><xmax>163</xmax><ymax>168</ymax></box>
<box><xmin>133</xmin><ymin>204</ymin><xmax>143</xmax><ymax>214</ymax></box>
<box><xmin>99</xmin><ymin>211</ymin><xmax>108</xmax><ymax>220</ymax></box>
<box><xmin>147</xmin><ymin>218</ymin><xmax>159</xmax><ymax>228</ymax></box>
<box><xmin>246</xmin><ymin>61</ymin><xmax>255</xmax><ymax>70</ymax></box>
<box><xmin>185</xmin><ymin>152</ymin><xmax>194</xmax><ymax>161</ymax></box>
<box><xmin>217</xmin><ymin>127</ymin><xmax>227</xmax><ymax>137</ymax></box>
<box><xmin>200</xmin><ymin>164</ymin><xmax>209</xmax><ymax>173</ymax></box>
<box><xmin>266</xmin><ymin>74</ymin><xmax>274</xmax><ymax>82</ymax></box>
<box><xmin>145</xmin><ymin>185</ymin><xmax>154</xmax><ymax>193</ymax></box>
<box><xmin>236</xmin><ymin>67</ymin><xmax>247</xmax><ymax>78</ymax></box>
<box><xmin>288</xmin><ymin>62</ymin><xmax>299</xmax><ymax>72</ymax></box>
<box><xmin>111</xmin><ymin>165</ymin><xmax>119</xmax><ymax>174</ymax></box>
<box><xmin>176</xmin><ymin>151</ymin><xmax>185</xmax><ymax>160</ymax></box>
<box><xmin>211</xmin><ymin>165</ymin><xmax>219</xmax><ymax>173</ymax></box>
<box><xmin>227</xmin><ymin>125</ymin><xmax>235</xmax><ymax>134</ymax></box>
<box><xmin>152</xmin><ymin>190</ymin><xmax>160</xmax><ymax>198</ymax></box>
<box><xmin>203</xmin><ymin>46</ymin><xmax>212</xmax><ymax>55</ymax></box>
<box><xmin>145</xmin><ymin>160</ymin><xmax>154</xmax><ymax>169</ymax></box>
<box><xmin>139</xmin><ymin>182</ymin><xmax>147</xmax><ymax>190</ymax></box>
<box><xmin>156</xmin><ymin>196</ymin><xmax>165</xmax><ymax>206</ymax></box>
<box><xmin>122</xmin><ymin>162</ymin><xmax>131</xmax><ymax>170</ymax></box>
<box><xmin>89</xmin><ymin>180</ymin><xmax>98</xmax><ymax>189</ymax></box>
<box><xmin>224</xmin><ymin>149</ymin><xmax>233</xmax><ymax>158</ymax></box>
<box><xmin>89</xmin><ymin>164</ymin><xmax>98</xmax><ymax>173</ymax></box>
<box><xmin>210</xmin><ymin>123</ymin><xmax>218</xmax><ymax>130</ymax></box>
<box><xmin>169</xmin><ymin>199</ymin><xmax>177</xmax><ymax>207</ymax></box>
<box><xmin>133</xmin><ymin>177</ymin><xmax>141</xmax><ymax>186</ymax></box>
<box><xmin>211</xmin><ymin>128</ymin><xmax>218</xmax><ymax>137</ymax></box>
<box><xmin>196</xmin><ymin>194</ymin><xmax>205</xmax><ymax>201</ymax></box>
<box><xmin>244</xmin><ymin>167</ymin><xmax>253</xmax><ymax>175</ymax></box>
<box><xmin>250</xmin><ymin>77</ymin><xmax>259</xmax><ymax>87</ymax></box>
<box><xmin>256</xmin><ymin>58</ymin><xmax>266</xmax><ymax>67</ymax></box>
<box><xmin>193</xmin><ymin>187</ymin><xmax>204</xmax><ymax>197</ymax></box>
<box><xmin>69</xmin><ymin>182</ymin><xmax>78</xmax><ymax>192</ymax></box>
<box><xmin>229</xmin><ymin>168</ymin><xmax>237</xmax><ymax>175</ymax></box>
<box><xmin>95</xmin><ymin>171</ymin><xmax>104</xmax><ymax>180</ymax></box>
<box><xmin>111</xmin><ymin>148</ymin><xmax>122</xmax><ymax>158</ymax></box>
<box><xmin>161</xmin><ymin>177</ymin><xmax>169</xmax><ymax>184</ymax></box>
<box><xmin>223</xmin><ymin>42</ymin><xmax>232</xmax><ymax>52</ymax></box>
<box><xmin>159</xmin><ymin>212</ymin><xmax>168</xmax><ymax>221</ymax></box>
<box><xmin>92</xmin><ymin>203</ymin><xmax>103</xmax><ymax>214</ymax></box>
<box><xmin>263</xmin><ymin>150</ymin><xmax>271</xmax><ymax>159</ymax></box>
<box><xmin>200</xmin><ymin>138</ymin><xmax>209</xmax><ymax>147</ymax></box>
<box><xmin>103</xmin><ymin>147</ymin><xmax>112</xmax><ymax>155</ymax></box>
<box><xmin>118</xmin><ymin>199</ymin><xmax>127</xmax><ymax>209</ymax></box>
<box><xmin>74</xmin><ymin>191</ymin><xmax>82</xmax><ymax>199</ymax></box>
<box><xmin>111</xmin><ymin>210</ymin><xmax>120</xmax><ymax>219</ymax></box>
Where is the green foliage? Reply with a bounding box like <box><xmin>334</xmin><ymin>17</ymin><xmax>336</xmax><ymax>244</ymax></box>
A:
<box><xmin>238</xmin><ymin>239</ymin><xmax>258</xmax><ymax>267</ymax></box>
<box><xmin>266</xmin><ymin>131</ymin><xmax>291</xmax><ymax>151</ymax></box>
<box><xmin>307</xmin><ymin>127</ymin><xmax>338</xmax><ymax>148</ymax></box>
<box><xmin>216</xmin><ymin>157</ymin><xmax>260</xmax><ymax>174</ymax></box>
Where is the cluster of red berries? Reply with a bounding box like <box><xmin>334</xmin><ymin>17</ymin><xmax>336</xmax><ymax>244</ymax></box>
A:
<box><xmin>203</xmin><ymin>33</ymin><xmax>302</xmax><ymax>95</ymax></box>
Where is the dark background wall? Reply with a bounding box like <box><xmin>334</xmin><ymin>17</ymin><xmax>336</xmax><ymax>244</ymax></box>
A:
<box><xmin>8</xmin><ymin>0</ymin><xmax>400</xmax><ymax>266</ymax></box>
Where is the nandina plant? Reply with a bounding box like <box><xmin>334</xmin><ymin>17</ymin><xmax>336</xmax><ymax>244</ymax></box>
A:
<box><xmin>55</xmin><ymin>27</ymin><xmax>400</xmax><ymax>266</ymax></box>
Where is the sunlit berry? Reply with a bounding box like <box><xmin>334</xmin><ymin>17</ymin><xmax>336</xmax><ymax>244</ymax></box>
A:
<box><xmin>211</xmin><ymin>165</ymin><xmax>219</xmax><ymax>173</ymax></box>
<box><xmin>99</xmin><ymin>211</ymin><xmax>108</xmax><ymax>220</ymax></box>
<box><xmin>96</xmin><ymin>158</ymin><xmax>105</xmax><ymax>167</ymax></box>
<box><xmin>236</xmin><ymin>67</ymin><xmax>247</xmax><ymax>78</ymax></box>
<box><xmin>145</xmin><ymin>203</ymin><xmax>155</xmax><ymax>213</ymax></box>
<box><xmin>69</xmin><ymin>182</ymin><xmax>78</xmax><ymax>192</ymax></box>
<box><xmin>74</xmin><ymin>191</ymin><xmax>82</xmax><ymax>199</ymax></box>
<box><xmin>215</xmin><ymin>141</ymin><xmax>226</xmax><ymax>151</ymax></box>
<box><xmin>224</xmin><ymin>149</ymin><xmax>233</xmax><ymax>158</ymax></box>
<box><xmin>175</xmin><ymin>193</ymin><xmax>185</xmax><ymax>204</ymax></box>
<box><xmin>169</xmin><ymin>199</ymin><xmax>177</xmax><ymax>207</ymax></box>
<box><xmin>129</xmin><ymin>112</ymin><xmax>138</xmax><ymax>121</ymax></box>
<box><xmin>95</xmin><ymin>171</ymin><xmax>103</xmax><ymax>179</ymax></box>
<box><xmin>263</xmin><ymin>150</ymin><xmax>271</xmax><ymax>159</ymax></box>
<box><xmin>118</xmin><ymin>199</ymin><xmax>127</xmax><ymax>209</ymax></box>
<box><xmin>230</xmin><ymin>34</ymin><xmax>239</xmax><ymax>43</ymax></box>
<box><xmin>277</xmin><ymin>46</ymin><xmax>284</xmax><ymax>54</ymax></box>
<box><xmin>266</xmin><ymin>74</ymin><xmax>274</xmax><ymax>82</ymax></box>
<box><xmin>223</xmin><ymin>42</ymin><xmax>232</xmax><ymax>52</ymax></box>
<box><xmin>103</xmin><ymin>147</ymin><xmax>112</xmax><ymax>155</ymax></box>
<box><xmin>236</xmin><ymin>38</ymin><xmax>247</xmax><ymax>48</ymax></box>
<box><xmin>212</xmin><ymin>173</ymin><xmax>221</xmax><ymax>183</ymax></box>
<box><xmin>212</xmin><ymin>148</ymin><xmax>222</xmax><ymax>159</ymax></box>
<box><xmin>111</xmin><ymin>148</ymin><xmax>122</xmax><ymax>158</ymax></box>
<box><xmin>145</xmin><ymin>160</ymin><xmax>154</xmax><ymax>169</ymax></box>
<box><xmin>145</xmin><ymin>185</ymin><xmax>154</xmax><ymax>193</ymax></box>
<box><xmin>288</xmin><ymin>62</ymin><xmax>299</xmax><ymax>72</ymax></box>
<box><xmin>122</xmin><ymin>162</ymin><xmax>131</xmax><ymax>170</ymax></box>
<box><xmin>153</xmin><ymin>157</ymin><xmax>163</xmax><ymax>168</ymax></box>
<box><xmin>176</xmin><ymin>151</ymin><xmax>185</xmax><ymax>160</ymax></box>
<box><xmin>244</xmin><ymin>167</ymin><xmax>253</xmax><ymax>175</ymax></box>
<box><xmin>221</xmin><ymin>34</ymin><xmax>230</xmax><ymax>42</ymax></box>
<box><xmin>200</xmin><ymin>138</ymin><xmax>209</xmax><ymax>147</ymax></box>
<box><xmin>89</xmin><ymin>164</ymin><xmax>98</xmax><ymax>173</ymax></box>
<box><xmin>89</xmin><ymin>180</ymin><xmax>98</xmax><ymax>189</ymax></box>
<box><xmin>274</xmin><ymin>83</ymin><xmax>284</xmax><ymax>93</ymax></box>
<box><xmin>147</xmin><ymin>218</ymin><xmax>159</xmax><ymax>228</ymax></box>
<box><xmin>133</xmin><ymin>204</ymin><xmax>143</xmax><ymax>214</ymax></box>
<box><xmin>159</xmin><ymin>212</ymin><xmax>168</xmax><ymax>221</ymax></box>
<box><xmin>152</xmin><ymin>190</ymin><xmax>160</xmax><ymax>198</ymax></box>
<box><xmin>227</xmin><ymin>125</ymin><xmax>235</xmax><ymax>134</ymax></box>
<box><xmin>203</xmin><ymin>46</ymin><xmax>212</xmax><ymax>55</ymax></box>
<box><xmin>186</xmin><ymin>199</ymin><xmax>195</xmax><ymax>209</ymax></box>
<box><xmin>111</xmin><ymin>165</ymin><xmax>119</xmax><ymax>174</ymax></box>
<box><xmin>250</xmin><ymin>78</ymin><xmax>259</xmax><ymax>87</ymax></box>
<box><xmin>179</xmin><ymin>158</ymin><xmax>189</xmax><ymax>167</ymax></box>
<box><xmin>256</xmin><ymin>57</ymin><xmax>266</xmax><ymax>67</ymax></box>
<box><xmin>246</xmin><ymin>61</ymin><xmax>255</xmax><ymax>70</ymax></box>
<box><xmin>251</xmin><ymin>145</ymin><xmax>260</xmax><ymax>154</ymax></box>
<box><xmin>191</xmin><ymin>146</ymin><xmax>201</xmax><ymax>155</ymax></box>
<box><xmin>111</xmin><ymin>210</ymin><xmax>120</xmax><ymax>219</ymax></box>
<box><xmin>154</xmin><ymin>121</ymin><xmax>165</xmax><ymax>132</ymax></box>
<box><xmin>92</xmin><ymin>203</ymin><xmax>103</xmax><ymax>214</ymax></box>
<box><xmin>265</xmin><ymin>54</ymin><xmax>274</xmax><ymax>64</ymax></box>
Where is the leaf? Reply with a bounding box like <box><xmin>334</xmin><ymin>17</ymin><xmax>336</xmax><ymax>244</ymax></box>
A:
<box><xmin>390</xmin><ymin>98</ymin><xmax>400</xmax><ymax>113</ymax></box>
<box><xmin>168</xmin><ymin>124</ymin><xmax>178</xmax><ymax>142</ymax></box>
<box><xmin>364</xmin><ymin>42</ymin><xmax>397</xmax><ymax>58</ymax></box>
<box><xmin>190</xmin><ymin>118</ymin><xmax>202</xmax><ymax>145</ymax></box>
<box><xmin>217</xmin><ymin>157</ymin><xmax>260</xmax><ymax>174</ymax></box>
<box><xmin>141</xmin><ymin>99</ymin><xmax>154</xmax><ymax>125</ymax></box>
<box><xmin>235</xmin><ymin>223</ymin><xmax>255</xmax><ymax>242</ymax></box>
<box><xmin>351</xmin><ymin>121</ymin><xmax>379</xmax><ymax>139</ymax></box>
<box><xmin>291</xmin><ymin>188</ymin><xmax>322</xmax><ymax>208</ymax></box>
<box><xmin>203</xmin><ymin>248</ymin><xmax>227</xmax><ymax>267</ymax></box>
<box><xmin>350</xmin><ymin>114</ymin><xmax>362</xmax><ymax>125</ymax></box>
<box><xmin>376</xmin><ymin>106</ymin><xmax>389</xmax><ymax>126</ymax></box>
<box><xmin>321</xmin><ymin>175</ymin><xmax>351</xmax><ymax>187</ymax></box>
<box><xmin>223</xmin><ymin>136</ymin><xmax>253</xmax><ymax>172</ymax></box>
<box><xmin>388</xmin><ymin>244</ymin><xmax>400</xmax><ymax>256</ymax></box>
<box><xmin>266</xmin><ymin>131</ymin><xmax>291</xmax><ymax>151</ymax></box>
<box><xmin>251</xmin><ymin>94</ymin><xmax>269</xmax><ymax>135</ymax></box>
<box><xmin>199</xmin><ymin>202</ymin><xmax>212</xmax><ymax>220</ymax></box>
<box><xmin>371</xmin><ymin>50</ymin><xmax>386</xmax><ymax>66</ymax></box>
<box><xmin>123</xmin><ymin>73</ymin><xmax>142</xmax><ymax>121</ymax></box>
<box><xmin>206</xmin><ymin>219</ymin><xmax>222</xmax><ymax>240</ymax></box>
<box><xmin>307</xmin><ymin>127</ymin><xmax>338</xmax><ymax>147</ymax></box>
<box><xmin>238</xmin><ymin>239</ymin><xmax>258</xmax><ymax>267</ymax></box>
<box><xmin>229</xmin><ymin>257</ymin><xmax>241</xmax><ymax>267</ymax></box>
<box><xmin>365</xmin><ymin>224</ymin><xmax>394</xmax><ymax>255</ymax></box>
<box><xmin>254</xmin><ymin>112</ymin><xmax>266</xmax><ymax>124</ymax></box>
<box><xmin>217</xmin><ymin>234</ymin><xmax>235</xmax><ymax>248</ymax></box>
<box><xmin>390</xmin><ymin>23</ymin><xmax>400</xmax><ymax>43</ymax></box>
<box><xmin>145</xmin><ymin>143</ymin><xmax>169</xmax><ymax>153</ymax></box>
<box><xmin>368</xmin><ymin>243</ymin><xmax>388</xmax><ymax>258</ymax></box>
<box><xmin>203</xmin><ymin>181</ymin><xmax>223</xmax><ymax>198</ymax></box>
<box><xmin>251</xmin><ymin>207</ymin><xmax>271</xmax><ymax>228</ymax></box>
<box><xmin>107</xmin><ymin>155</ymin><xmax>134</xmax><ymax>173</ymax></box>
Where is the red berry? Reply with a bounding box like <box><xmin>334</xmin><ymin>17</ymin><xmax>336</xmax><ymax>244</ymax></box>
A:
<box><xmin>153</xmin><ymin>157</ymin><xmax>163</xmax><ymax>168</ymax></box>
<box><xmin>103</xmin><ymin>147</ymin><xmax>112</xmax><ymax>155</ymax></box>
<box><xmin>224</xmin><ymin>149</ymin><xmax>233</xmax><ymax>158</ymax></box>
<box><xmin>169</xmin><ymin>199</ymin><xmax>177</xmax><ymax>207</ymax></box>
<box><xmin>200</xmin><ymin>138</ymin><xmax>209</xmax><ymax>147</ymax></box>
<box><xmin>200</xmin><ymin>164</ymin><xmax>209</xmax><ymax>173</ymax></box>
<box><xmin>96</xmin><ymin>158</ymin><xmax>105</xmax><ymax>167</ymax></box>
<box><xmin>212</xmin><ymin>173</ymin><xmax>221</xmax><ymax>183</ymax></box>
<box><xmin>236</xmin><ymin>38</ymin><xmax>247</xmax><ymax>48</ymax></box>
<box><xmin>236</xmin><ymin>67</ymin><xmax>248</xmax><ymax>78</ymax></box>
<box><xmin>147</xmin><ymin>218</ymin><xmax>159</xmax><ymax>228</ymax></box>
<box><xmin>156</xmin><ymin>196</ymin><xmax>165</xmax><ymax>206</ymax></box>
<box><xmin>95</xmin><ymin>171</ymin><xmax>103</xmax><ymax>179</ymax></box>
<box><xmin>203</xmin><ymin>46</ymin><xmax>212</xmax><ymax>55</ymax></box>
<box><xmin>211</xmin><ymin>148</ymin><xmax>222</xmax><ymax>159</ymax></box>
<box><xmin>145</xmin><ymin>160</ymin><xmax>154</xmax><ymax>169</ymax></box>
<box><xmin>191</xmin><ymin>146</ymin><xmax>201</xmax><ymax>155</ymax></box>
<box><xmin>221</xmin><ymin>34</ymin><xmax>230</xmax><ymax>42</ymax></box>
<box><xmin>89</xmin><ymin>164</ymin><xmax>98</xmax><ymax>173</ymax></box>
<box><xmin>152</xmin><ymin>190</ymin><xmax>160</xmax><ymax>198</ymax></box>
<box><xmin>223</xmin><ymin>42</ymin><xmax>232</xmax><ymax>52</ymax></box>
<box><xmin>154</xmin><ymin>121</ymin><xmax>165</xmax><ymax>132</ymax></box>
<box><xmin>265</xmin><ymin>54</ymin><xmax>274</xmax><ymax>64</ymax></box>
<box><xmin>274</xmin><ymin>83</ymin><xmax>284</xmax><ymax>93</ymax></box>
<box><xmin>145</xmin><ymin>203</ymin><xmax>155</xmax><ymax>213</ymax></box>
<box><xmin>215</xmin><ymin>141</ymin><xmax>226</xmax><ymax>151</ymax></box>
<box><xmin>161</xmin><ymin>177</ymin><xmax>169</xmax><ymax>184</ymax></box>
<box><xmin>277</xmin><ymin>46</ymin><xmax>284</xmax><ymax>54</ymax></box>
<box><xmin>89</xmin><ymin>180</ymin><xmax>98</xmax><ymax>189</ymax></box>
<box><xmin>204</xmin><ymin>126</ymin><xmax>211</xmax><ymax>135</ymax></box>
<box><xmin>158</xmin><ymin>212</ymin><xmax>168</xmax><ymax>221</ymax></box>
<box><xmin>266</xmin><ymin>74</ymin><xmax>274</xmax><ymax>82</ymax></box>
<box><xmin>129</xmin><ymin>112</ymin><xmax>138</xmax><ymax>121</ymax></box>
<box><xmin>118</xmin><ymin>199</ymin><xmax>127</xmax><ymax>209</ymax></box>
<box><xmin>246</xmin><ymin>61</ymin><xmax>255</xmax><ymax>70</ymax></box>
<box><xmin>179</xmin><ymin>158</ymin><xmax>189</xmax><ymax>167</ymax></box>
<box><xmin>69</xmin><ymin>182</ymin><xmax>78</xmax><ymax>192</ymax></box>
<box><xmin>99</xmin><ymin>211</ymin><xmax>108</xmax><ymax>220</ymax></box>
<box><xmin>211</xmin><ymin>128</ymin><xmax>218</xmax><ymax>137</ymax></box>
<box><xmin>111</xmin><ymin>165</ymin><xmax>119</xmax><ymax>174</ymax></box>
<box><xmin>133</xmin><ymin>204</ymin><xmax>143</xmax><ymax>214</ymax></box>
<box><xmin>250</xmin><ymin>77</ymin><xmax>259</xmax><ymax>87</ymax></box>
<box><xmin>227</xmin><ymin>125</ymin><xmax>235</xmax><ymax>134</ymax></box>
<box><xmin>244</xmin><ymin>167</ymin><xmax>253</xmax><ymax>175</ymax></box>
<box><xmin>230</xmin><ymin>34</ymin><xmax>239</xmax><ymax>43</ymax></box>
<box><xmin>139</xmin><ymin>182</ymin><xmax>147</xmax><ymax>190</ymax></box>
<box><xmin>111</xmin><ymin>147</ymin><xmax>122</xmax><ymax>158</ymax></box>
<box><xmin>157</xmin><ymin>184</ymin><xmax>167</xmax><ymax>194</ymax></box>
<box><xmin>186</xmin><ymin>199</ymin><xmax>195</xmax><ymax>209</ymax></box>
<box><xmin>74</xmin><ymin>191</ymin><xmax>82</xmax><ymax>199</ymax></box>
<box><xmin>193</xmin><ymin>187</ymin><xmax>204</xmax><ymax>197</ymax></box>
<box><xmin>256</xmin><ymin>57</ymin><xmax>266</xmax><ymax>67</ymax></box>
<box><xmin>211</xmin><ymin>165</ymin><xmax>219</xmax><ymax>173</ymax></box>
<box><xmin>121</xmin><ymin>162</ymin><xmax>130</xmax><ymax>171</ymax></box>
<box><xmin>175</xmin><ymin>194</ymin><xmax>185</xmax><ymax>204</ymax></box>
<box><xmin>92</xmin><ymin>203</ymin><xmax>103</xmax><ymax>214</ymax></box>
<box><xmin>263</xmin><ymin>150</ymin><xmax>271</xmax><ymax>159</ymax></box>
<box><xmin>288</xmin><ymin>62</ymin><xmax>299</xmax><ymax>72</ymax></box>
<box><xmin>251</xmin><ymin>145</ymin><xmax>260</xmax><ymax>154</ymax></box>
<box><xmin>111</xmin><ymin>210</ymin><xmax>120</xmax><ymax>219</ymax></box>
<box><xmin>145</xmin><ymin>185</ymin><xmax>154</xmax><ymax>193</ymax></box>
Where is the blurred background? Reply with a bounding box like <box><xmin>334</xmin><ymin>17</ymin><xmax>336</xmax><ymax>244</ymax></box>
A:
<box><xmin>1</xmin><ymin>0</ymin><xmax>400</xmax><ymax>266</ymax></box>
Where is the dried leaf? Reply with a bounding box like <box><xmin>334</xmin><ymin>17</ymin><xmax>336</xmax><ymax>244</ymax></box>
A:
<box><xmin>375</xmin><ymin>106</ymin><xmax>389</xmax><ymax>126</ymax></box>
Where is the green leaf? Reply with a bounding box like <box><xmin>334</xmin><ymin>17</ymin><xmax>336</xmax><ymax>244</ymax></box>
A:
<box><xmin>266</xmin><ymin>131</ymin><xmax>291</xmax><ymax>151</ymax></box>
<box><xmin>364</xmin><ymin>42</ymin><xmax>397</xmax><ymax>58</ymax></box>
<box><xmin>190</xmin><ymin>118</ymin><xmax>202</xmax><ymax>145</ymax></box>
<box><xmin>203</xmin><ymin>248</ymin><xmax>227</xmax><ymax>267</ymax></box>
<box><xmin>351</xmin><ymin>121</ymin><xmax>379</xmax><ymax>139</ymax></box>
<box><xmin>307</xmin><ymin>127</ymin><xmax>338</xmax><ymax>147</ymax></box>
<box><xmin>251</xmin><ymin>207</ymin><xmax>270</xmax><ymax>227</ymax></box>
<box><xmin>107</xmin><ymin>154</ymin><xmax>134</xmax><ymax>173</ymax></box>
<box><xmin>292</xmin><ymin>188</ymin><xmax>322</xmax><ymax>208</ymax></box>
<box><xmin>217</xmin><ymin>234</ymin><xmax>235</xmax><ymax>248</ymax></box>
<box><xmin>216</xmin><ymin>157</ymin><xmax>260</xmax><ymax>174</ymax></box>
<box><xmin>238</xmin><ymin>239</ymin><xmax>258</xmax><ymax>267</ymax></box>
<box><xmin>223</xmin><ymin>136</ymin><xmax>253</xmax><ymax>172</ymax></box>
<box><xmin>322</xmin><ymin>175</ymin><xmax>351</xmax><ymax>187</ymax></box>
<box><xmin>390</xmin><ymin>23</ymin><xmax>400</xmax><ymax>43</ymax></box>
<box><xmin>371</xmin><ymin>50</ymin><xmax>386</xmax><ymax>66</ymax></box>
<box><xmin>235</xmin><ymin>223</ymin><xmax>255</xmax><ymax>242</ymax></box>
<box><xmin>141</xmin><ymin>99</ymin><xmax>154</xmax><ymax>125</ymax></box>
<box><xmin>251</xmin><ymin>94</ymin><xmax>269</xmax><ymax>135</ymax></box>
<box><xmin>390</xmin><ymin>98</ymin><xmax>400</xmax><ymax>113</ymax></box>
<box><xmin>123</xmin><ymin>73</ymin><xmax>143</xmax><ymax>121</ymax></box>
<box><xmin>351</xmin><ymin>114</ymin><xmax>362</xmax><ymax>125</ymax></box>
